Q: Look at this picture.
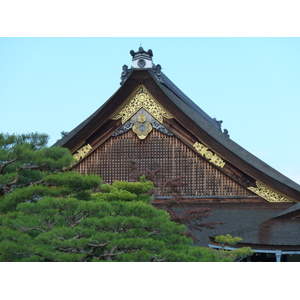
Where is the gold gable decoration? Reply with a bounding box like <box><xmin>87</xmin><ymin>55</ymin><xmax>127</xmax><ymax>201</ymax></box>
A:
<box><xmin>73</xmin><ymin>144</ymin><xmax>92</xmax><ymax>161</ymax></box>
<box><xmin>112</xmin><ymin>85</ymin><xmax>173</xmax><ymax>124</ymax></box>
<box><xmin>248</xmin><ymin>181</ymin><xmax>294</xmax><ymax>202</ymax></box>
<box><xmin>193</xmin><ymin>141</ymin><xmax>226</xmax><ymax>168</ymax></box>
<box><xmin>132</xmin><ymin>114</ymin><xmax>153</xmax><ymax>139</ymax></box>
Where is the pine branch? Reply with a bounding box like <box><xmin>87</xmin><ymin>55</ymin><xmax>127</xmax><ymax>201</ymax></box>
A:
<box><xmin>150</xmin><ymin>256</ymin><xmax>165</xmax><ymax>262</ymax></box>
<box><xmin>19</xmin><ymin>227</ymin><xmax>45</xmax><ymax>233</ymax></box>
<box><xmin>4</xmin><ymin>174</ymin><xmax>20</xmax><ymax>192</ymax></box>
<box><xmin>147</xmin><ymin>230</ymin><xmax>160</xmax><ymax>237</ymax></box>
<box><xmin>0</xmin><ymin>156</ymin><xmax>20</xmax><ymax>174</ymax></box>
<box><xmin>87</xmin><ymin>242</ymin><xmax>109</xmax><ymax>248</ymax></box>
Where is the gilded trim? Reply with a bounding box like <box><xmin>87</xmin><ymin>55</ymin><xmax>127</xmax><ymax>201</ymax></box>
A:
<box><xmin>112</xmin><ymin>85</ymin><xmax>173</xmax><ymax>124</ymax></box>
<box><xmin>73</xmin><ymin>144</ymin><xmax>92</xmax><ymax>161</ymax></box>
<box><xmin>248</xmin><ymin>181</ymin><xmax>294</xmax><ymax>202</ymax></box>
<box><xmin>132</xmin><ymin>121</ymin><xmax>153</xmax><ymax>139</ymax></box>
<box><xmin>193</xmin><ymin>141</ymin><xmax>226</xmax><ymax>168</ymax></box>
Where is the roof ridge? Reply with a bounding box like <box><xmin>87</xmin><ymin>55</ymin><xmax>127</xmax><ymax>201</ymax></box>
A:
<box><xmin>148</xmin><ymin>68</ymin><xmax>227</xmax><ymax>133</ymax></box>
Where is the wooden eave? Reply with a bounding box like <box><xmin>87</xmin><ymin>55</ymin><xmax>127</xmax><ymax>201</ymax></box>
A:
<box><xmin>54</xmin><ymin>69</ymin><xmax>300</xmax><ymax>202</ymax></box>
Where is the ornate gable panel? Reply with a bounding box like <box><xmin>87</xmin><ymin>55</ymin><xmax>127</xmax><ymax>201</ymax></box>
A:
<box><xmin>73</xmin><ymin>129</ymin><xmax>253</xmax><ymax>197</ymax></box>
<box><xmin>112</xmin><ymin>85</ymin><xmax>173</xmax><ymax>124</ymax></box>
<box><xmin>57</xmin><ymin>66</ymin><xmax>300</xmax><ymax>202</ymax></box>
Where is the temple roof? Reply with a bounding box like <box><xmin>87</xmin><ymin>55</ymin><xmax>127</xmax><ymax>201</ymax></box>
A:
<box><xmin>54</xmin><ymin>47</ymin><xmax>300</xmax><ymax>202</ymax></box>
<box><xmin>273</xmin><ymin>203</ymin><xmax>300</xmax><ymax>219</ymax></box>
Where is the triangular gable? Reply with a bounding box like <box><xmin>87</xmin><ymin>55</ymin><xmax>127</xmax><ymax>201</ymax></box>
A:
<box><xmin>73</xmin><ymin>123</ymin><xmax>254</xmax><ymax>199</ymax></box>
<box><xmin>112</xmin><ymin>85</ymin><xmax>173</xmax><ymax>124</ymax></box>
<box><xmin>70</xmin><ymin>84</ymin><xmax>257</xmax><ymax>200</ymax></box>
<box><xmin>54</xmin><ymin>52</ymin><xmax>300</xmax><ymax>203</ymax></box>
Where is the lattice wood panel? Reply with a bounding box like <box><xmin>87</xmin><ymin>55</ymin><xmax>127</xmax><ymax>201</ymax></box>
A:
<box><xmin>74</xmin><ymin>130</ymin><xmax>253</xmax><ymax>197</ymax></box>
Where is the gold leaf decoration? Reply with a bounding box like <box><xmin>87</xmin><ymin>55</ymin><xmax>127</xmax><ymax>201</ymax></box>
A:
<box><xmin>73</xmin><ymin>144</ymin><xmax>92</xmax><ymax>161</ymax></box>
<box><xmin>248</xmin><ymin>181</ymin><xmax>294</xmax><ymax>202</ymax></box>
<box><xmin>193</xmin><ymin>141</ymin><xmax>226</xmax><ymax>168</ymax></box>
<box><xmin>132</xmin><ymin>121</ymin><xmax>153</xmax><ymax>140</ymax></box>
<box><xmin>112</xmin><ymin>85</ymin><xmax>173</xmax><ymax>124</ymax></box>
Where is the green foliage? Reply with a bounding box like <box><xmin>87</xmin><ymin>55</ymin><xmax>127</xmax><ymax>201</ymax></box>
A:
<box><xmin>101</xmin><ymin>188</ymin><xmax>138</xmax><ymax>202</ymax></box>
<box><xmin>44</xmin><ymin>171</ymin><xmax>102</xmax><ymax>200</ymax></box>
<box><xmin>213</xmin><ymin>234</ymin><xmax>254</xmax><ymax>262</ymax></box>
<box><xmin>44</xmin><ymin>172</ymin><xmax>101</xmax><ymax>193</ymax></box>
<box><xmin>0</xmin><ymin>133</ymin><xmax>102</xmax><ymax>212</ymax></box>
<box><xmin>0</xmin><ymin>185</ymin><xmax>66</xmax><ymax>213</ymax></box>
<box><xmin>112</xmin><ymin>178</ymin><xmax>154</xmax><ymax>195</ymax></box>
<box><xmin>215</xmin><ymin>234</ymin><xmax>243</xmax><ymax>247</ymax></box>
<box><xmin>100</xmin><ymin>183</ymin><xmax>114</xmax><ymax>193</ymax></box>
<box><xmin>0</xmin><ymin>178</ymin><xmax>228</xmax><ymax>262</ymax></box>
<box><xmin>0</xmin><ymin>133</ymin><xmax>231</xmax><ymax>262</ymax></box>
<box><xmin>0</xmin><ymin>132</ymin><xmax>75</xmax><ymax>196</ymax></box>
<box><xmin>0</xmin><ymin>169</ymin><xmax>101</xmax><ymax>212</ymax></box>
<box><xmin>96</xmin><ymin>177</ymin><xmax>153</xmax><ymax>203</ymax></box>
<box><xmin>0</xmin><ymin>133</ymin><xmax>74</xmax><ymax>179</ymax></box>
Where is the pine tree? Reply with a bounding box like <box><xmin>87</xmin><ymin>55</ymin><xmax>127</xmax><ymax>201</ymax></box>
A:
<box><xmin>212</xmin><ymin>234</ymin><xmax>254</xmax><ymax>262</ymax></box>
<box><xmin>0</xmin><ymin>133</ymin><xmax>72</xmax><ymax>193</ymax></box>
<box><xmin>0</xmin><ymin>133</ymin><xmax>238</xmax><ymax>262</ymax></box>
<box><xmin>0</xmin><ymin>132</ymin><xmax>102</xmax><ymax>212</ymax></box>
<box><xmin>0</xmin><ymin>171</ymin><xmax>228</xmax><ymax>261</ymax></box>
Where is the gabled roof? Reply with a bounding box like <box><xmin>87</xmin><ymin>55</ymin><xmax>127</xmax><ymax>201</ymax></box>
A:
<box><xmin>54</xmin><ymin>48</ymin><xmax>300</xmax><ymax>202</ymax></box>
<box><xmin>273</xmin><ymin>203</ymin><xmax>300</xmax><ymax>219</ymax></box>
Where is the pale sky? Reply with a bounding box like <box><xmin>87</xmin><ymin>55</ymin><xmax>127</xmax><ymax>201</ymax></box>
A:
<box><xmin>1</xmin><ymin>37</ymin><xmax>300</xmax><ymax>184</ymax></box>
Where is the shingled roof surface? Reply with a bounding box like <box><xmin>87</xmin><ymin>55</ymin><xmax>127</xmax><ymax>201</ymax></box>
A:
<box><xmin>161</xmin><ymin>202</ymin><xmax>294</xmax><ymax>248</ymax></box>
<box><xmin>210</xmin><ymin>218</ymin><xmax>300</xmax><ymax>249</ymax></box>
<box><xmin>148</xmin><ymin>69</ymin><xmax>223</xmax><ymax>131</ymax></box>
<box><xmin>197</xmin><ymin>200</ymin><xmax>300</xmax><ymax>249</ymax></box>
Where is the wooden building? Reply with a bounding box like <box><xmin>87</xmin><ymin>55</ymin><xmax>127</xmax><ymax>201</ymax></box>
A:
<box><xmin>54</xmin><ymin>47</ymin><xmax>300</xmax><ymax>262</ymax></box>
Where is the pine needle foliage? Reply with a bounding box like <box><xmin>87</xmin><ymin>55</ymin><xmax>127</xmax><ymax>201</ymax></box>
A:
<box><xmin>0</xmin><ymin>133</ymin><xmax>232</xmax><ymax>262</ymax></box>
<box><xmin>0</xmin><ymin>176</ymin><xmax>229</xmax><ymax>261</ymax></box>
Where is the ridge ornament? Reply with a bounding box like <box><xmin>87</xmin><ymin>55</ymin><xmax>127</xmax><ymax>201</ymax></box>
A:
<box><xmin>112</xmin><ymin>85</ymin><xmax>173</xmax><ymax>124</ymax></box>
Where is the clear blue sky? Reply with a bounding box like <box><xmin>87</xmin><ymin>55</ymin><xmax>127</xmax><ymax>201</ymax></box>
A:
<box><xmin>1</xmin><ymin>1</ymin><xmax>300</xmax><ymax>295</ymax></box>
<box><xmin>1</xmin><ymin>37</ymin><xmax>300</xmax><ymax>184</ymax></box>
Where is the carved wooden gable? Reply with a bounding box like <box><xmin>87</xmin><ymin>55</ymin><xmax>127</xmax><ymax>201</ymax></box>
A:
<box><xmin>74</xmin><ymin>129</ymin><xmax>253</xmax><ymax>198</ymax></box>
<box><xmin>72</xmin><ymin>85</ymin><xmax>256</xmax><ymax>199</ymax></box>
<box><xmin>55</xmin><ymin>50</ymin><xmax>299</xmax><ymax>203</ymax></box>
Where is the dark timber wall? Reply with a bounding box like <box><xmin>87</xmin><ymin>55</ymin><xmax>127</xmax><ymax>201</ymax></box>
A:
<box><xmin>74</xmin><ymin>129</ymin><xmax>253</xmax><ymax>197</ymax></box>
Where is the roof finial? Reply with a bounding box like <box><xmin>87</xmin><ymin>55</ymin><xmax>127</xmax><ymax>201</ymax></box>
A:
<box><xmin>130</xmin><ymin>47</ymin><xmax>154</xmax><ymax>69</ymax></box>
